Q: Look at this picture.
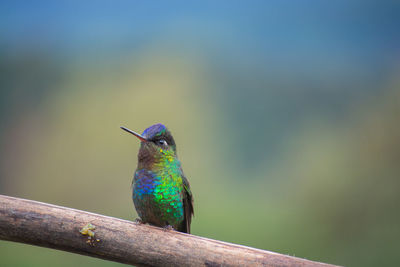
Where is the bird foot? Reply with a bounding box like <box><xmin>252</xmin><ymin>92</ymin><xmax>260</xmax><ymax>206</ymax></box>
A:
<box><xmin>134</xmin><ymin>218</ymin><xmax>143</xmax><ymax>225</ymax></box>
<box><xmin>163</xmin><ymin>225</ymin><xmax>175</xmax><ymax>231</ymax></box>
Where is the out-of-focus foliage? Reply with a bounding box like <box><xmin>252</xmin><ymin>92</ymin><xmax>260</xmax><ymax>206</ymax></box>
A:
<box><xmin>1</xmin><ymin>1</ymin><xmax>399</xmax><ymax>266</ymax></box>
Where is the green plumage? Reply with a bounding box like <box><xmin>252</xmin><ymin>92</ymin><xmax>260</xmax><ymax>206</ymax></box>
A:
<box><xmin>122</xmin><ymin>124</ymin><xmax>193</xmax><ymax>233</ymax></box>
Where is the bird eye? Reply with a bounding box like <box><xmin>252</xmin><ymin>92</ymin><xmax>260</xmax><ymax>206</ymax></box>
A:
<box><xmin>157</xmin><ymin>139</ymin><xmax>168</xmax><ymax>146</ymax></box>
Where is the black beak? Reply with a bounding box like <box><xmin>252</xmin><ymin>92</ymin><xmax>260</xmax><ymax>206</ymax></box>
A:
<box><xmin>120</xmin><ymin>126</ymin><xmax>147</xmax><ymax>142</ymax></box>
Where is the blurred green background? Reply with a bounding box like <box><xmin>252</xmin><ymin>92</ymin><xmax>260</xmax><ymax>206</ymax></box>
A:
<box><xmin>1</xmin><ymin>1</ymin><xmax>400</xmax><ymax>266</ymax></box>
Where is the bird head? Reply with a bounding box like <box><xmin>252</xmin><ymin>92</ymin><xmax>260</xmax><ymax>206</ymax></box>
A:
<box><xmin>121</xmin><ymin>123</ymin><xmax>177</xmax><ymax>168</ymax></box>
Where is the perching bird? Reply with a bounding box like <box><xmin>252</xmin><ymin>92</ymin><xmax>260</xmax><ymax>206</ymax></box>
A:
<box><xmin>121</xmin><ymin>123</ymin><xmax>193</xmax><ymax>233</ymax></box>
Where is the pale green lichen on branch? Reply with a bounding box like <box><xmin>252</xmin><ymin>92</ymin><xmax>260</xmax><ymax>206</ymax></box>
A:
<box><xmin>79</xmin><ymin>223</ymin><xmax>100</xmax><ymax>245</ymax></box>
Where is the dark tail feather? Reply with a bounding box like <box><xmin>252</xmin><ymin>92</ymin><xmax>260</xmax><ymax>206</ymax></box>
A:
<box><xmin>179</xmin><ymin>218</ymin><xmax>190</xmax><ymax>234</ymax></box>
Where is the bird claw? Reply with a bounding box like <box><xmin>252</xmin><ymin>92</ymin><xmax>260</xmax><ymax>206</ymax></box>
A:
<box><xmin>134</xmin><ymin>218</ymin><xmax>143</xmax><ymax>225</ymax></box>
<box><xmin>163</xmin><ymin>225</ymin><xmax>175</xmax><ymax>231</ymax></box>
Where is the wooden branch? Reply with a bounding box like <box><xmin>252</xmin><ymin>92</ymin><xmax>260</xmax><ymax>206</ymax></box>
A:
<box><xmin>0</xmin><ymin>195</ymin><xmax>339</xmax><ymax>267</ymax></box>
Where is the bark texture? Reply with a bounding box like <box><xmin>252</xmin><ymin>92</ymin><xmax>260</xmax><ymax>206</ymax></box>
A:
<box><xmin>0</xmin><ymin>195</ymin><xmax>339</xmax><ymax>267</ymax></box>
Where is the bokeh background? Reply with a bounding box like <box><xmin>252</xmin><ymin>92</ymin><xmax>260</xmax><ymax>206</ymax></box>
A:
<box><xmin>1</xmin><ymin>1</ymin><xmax>400</xmax><ymax>266</ymax></box>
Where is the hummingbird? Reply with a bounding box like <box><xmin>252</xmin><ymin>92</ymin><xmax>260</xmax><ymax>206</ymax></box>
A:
<box><xmin>121</xmin><ymin>123</ymin><xmax>194</xmax><ymax>233</ymax></box>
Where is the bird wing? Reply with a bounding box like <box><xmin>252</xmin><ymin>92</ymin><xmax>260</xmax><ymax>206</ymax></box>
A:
<box><xmin>181</xmin><ymin>173</ymin><xmax>194</xmax><ymax>234</ymax></box>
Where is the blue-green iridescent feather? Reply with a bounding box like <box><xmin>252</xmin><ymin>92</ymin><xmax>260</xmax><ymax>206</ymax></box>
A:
<box><xmin>131</xmin><ymin>124</ymin><xmax>193</xmax><ymax>233</ymax></box>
